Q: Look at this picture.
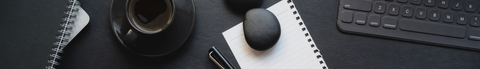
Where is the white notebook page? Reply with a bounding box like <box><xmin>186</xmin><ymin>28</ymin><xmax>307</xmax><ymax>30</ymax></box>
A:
<box><xmin>222</xmin><ymin>0</ymin><xmax>328</xmax><ymax>69</ymax></box>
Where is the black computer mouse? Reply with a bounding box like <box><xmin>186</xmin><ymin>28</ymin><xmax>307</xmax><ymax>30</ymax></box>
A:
<box><xmin>224</xmin><ymin>0</ymin><xmax>263</xmax><ymax>12</ymax></box>
<box><xmin>243</xmin><ymin>8</ymin><xmax>281</xmax><ymax>51</ymax></box>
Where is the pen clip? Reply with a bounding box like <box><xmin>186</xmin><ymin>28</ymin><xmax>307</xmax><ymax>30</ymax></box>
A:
<box><xmin>209</xmin><ymin>46</ymin><xmax>235</xmax><ymax>69</ymax></box>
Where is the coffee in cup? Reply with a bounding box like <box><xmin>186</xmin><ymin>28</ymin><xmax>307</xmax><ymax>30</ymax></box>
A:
<box><xmin>127</xmin><ymin>0</ymin><xmax>174</xmax><ymax>34</ymax></box>
<box><xmin>123</xmin><ymin>0</ymin><xmax>175</xmax><ymax>46</ymax></box>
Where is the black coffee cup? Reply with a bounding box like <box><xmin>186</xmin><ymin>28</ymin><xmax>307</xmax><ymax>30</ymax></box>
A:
<box><xmin>124</xmin><ymin>0</ymin><xmax>175</xmax><ymax>46</ymax></box>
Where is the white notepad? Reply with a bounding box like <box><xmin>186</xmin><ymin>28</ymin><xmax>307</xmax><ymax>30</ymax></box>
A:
<box><xmin>222</xmin><ymin>0</ymin><xmax>328</xmax><ymax>69</ymax></box>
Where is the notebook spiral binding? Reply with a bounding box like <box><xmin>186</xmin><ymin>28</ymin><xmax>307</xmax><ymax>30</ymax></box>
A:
<box><xmin>46</xmin><ymin>0</ymin><xmax>80</xmax><ymax>69</ymax></box>
<box><xmin>287</xmin><ymin>0</ymin><xmax>328</xmax><ymax>69</ymax></box>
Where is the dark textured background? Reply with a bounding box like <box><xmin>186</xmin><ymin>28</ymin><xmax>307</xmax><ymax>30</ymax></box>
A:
<box><xmin>57</xmin><ymin>0</ymin><xmax>480</xmax><ymax>69</ymax></box>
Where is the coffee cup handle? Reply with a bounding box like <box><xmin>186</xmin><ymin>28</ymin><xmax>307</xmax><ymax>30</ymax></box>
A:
<box><xmin>123</xmin><ymin>29</ymin><xmax>142</xmax><ymax>46</ymax></box>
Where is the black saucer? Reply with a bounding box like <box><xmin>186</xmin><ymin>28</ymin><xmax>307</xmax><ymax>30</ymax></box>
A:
<box><xmin>110</xmin><ymin>0</ymin><xmax>195</xmax><ymax>57</ymax></box>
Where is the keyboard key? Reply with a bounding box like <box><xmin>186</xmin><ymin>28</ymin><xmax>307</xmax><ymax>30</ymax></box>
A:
<box><xmin>442</xmin><ymin>11</ymin><xmax>454</xmax><ymax>23</ymax></box>
<box><xmin>401</xmin><ymin>6</ymin><xmax>414</xmax><ymax>17</ymax></box>
<box><xmin>465</xmin><ymin>1</ymin><xmax>476</xmax><ymax>12</ymax></box>
<box><xmin>424</xmin><ymin>0</ymin><xmax>435</xmax><ymax>7</ymax></box>
<box><xmin>399</xmin><ymin>19</ymin><xmax>466</xmax><ymax>38</ymax></box>
<box><xmin>382</xmin><ymin>16</ymin><xmax>397</xmax><ymax>29</ymax></box>
<box><xmin>450</xmin><ymin>0</ymin><xmax>463</xmax><ymax>11</ymax></box>
<box><xmin>340</xmin><ymin>11</ymin><xmax>353</xmax><ymax>23</ymax></box>
<box><xmin>470</xmin><ymin>15</ymin><xmax>480</xmax><ymax>26</ymax></box>
<box><xmin>469</xmin><ymin>29</ymin><xmax>480</xmax><ymax>41</ymax></box>
<box><xmin>415</xmin><ymin>7</ymin><xmax>427</xmax><ymax>19</ymax></box>
<box><xmin>410</xmin><ymin>0</ymin><xmax>422</xmax><ymax>5</ymax></box>
<box><xmin>437</xmin><ymin>0</ymin><xmax>449</xmax><ymax>9</ymax></box>
<box><xmin>428</xmin><ymin>9</ymin><xmax>441</xmax><ymax>21</ymax></box>
<box><xmin>354</xmin><ymin>13</ymin><xmax>367</xmax><ymax>25</ymax></box>
<box><xmin>343</xmin><ymin>0</ymin><xmax>372</xmax><ymax>12</ymax></box>
<box><xmin>374</xmin><ymin>2</ymin><xmax>386</xmax><ymax>13</ymax></box>
<box><xmin>456</xmin><ymin>13</ymin><xmax>467</xmax><ymax>25</ymax></box>
<box><xmin>368</xmin><ymin>15</ymin><xmax>381</xmax><ymax>27</ymax></box>
<box><xmin>388</xmin><ymin>4</ymin><xmax>399</xmax><ymax>16</ymax></box>
<box><xmin>398</xmin><ymin>0</ymin><xmax>408</xmax><ymax>3</ymax></box>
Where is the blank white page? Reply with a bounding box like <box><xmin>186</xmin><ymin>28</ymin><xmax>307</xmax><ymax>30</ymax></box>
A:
<box><xmin>222</xmin><ymin>0</ymin><xmax>328</xmax><ymax>69</ymax></box>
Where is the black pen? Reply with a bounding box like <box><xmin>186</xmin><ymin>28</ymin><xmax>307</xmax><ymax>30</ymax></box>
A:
<box><xmin>208</xmin><ymin>46</ymin><xmax>236</xmax><ymax>69</ymax></box>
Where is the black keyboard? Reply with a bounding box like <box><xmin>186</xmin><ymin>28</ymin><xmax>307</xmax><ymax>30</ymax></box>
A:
<box><xmin>337</xmin><ymin>0</ymin><xmax>480</xmax><ymax>50</ymax></box>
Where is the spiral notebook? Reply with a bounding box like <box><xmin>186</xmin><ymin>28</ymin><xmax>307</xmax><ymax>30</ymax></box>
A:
<box><xmin>0</xmin><ymin>0</ymin><xmax>89</xmax><ymax>69</ymax></box>
<box><xmin>222</xmin><ymin>0</ymin><xmax>328</xmax><ymax>69</ymax></box>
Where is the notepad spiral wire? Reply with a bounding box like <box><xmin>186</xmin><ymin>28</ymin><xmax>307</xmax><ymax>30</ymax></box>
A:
<box><xmin>47</xmin><ymin>0</ymin><xmax>80</xmax><ymax>69</ymax></box>
<box><xmin>287</xmin><ymin>0</ymin><xmax>328</xmax><ymax>69</ymax></box>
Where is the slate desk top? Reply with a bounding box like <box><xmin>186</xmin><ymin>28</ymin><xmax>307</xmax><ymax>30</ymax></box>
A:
<box><xmin>57</xmin><ymin>0</ymin><xmax>480</xmax><ymax>69</ymax></box>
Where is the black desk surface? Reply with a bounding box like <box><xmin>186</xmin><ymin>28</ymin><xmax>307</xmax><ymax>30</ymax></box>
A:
<box><xmin>58</xmin><ymin>0</ymin><xmax>480</xmax><ymax>69</ymax></box>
